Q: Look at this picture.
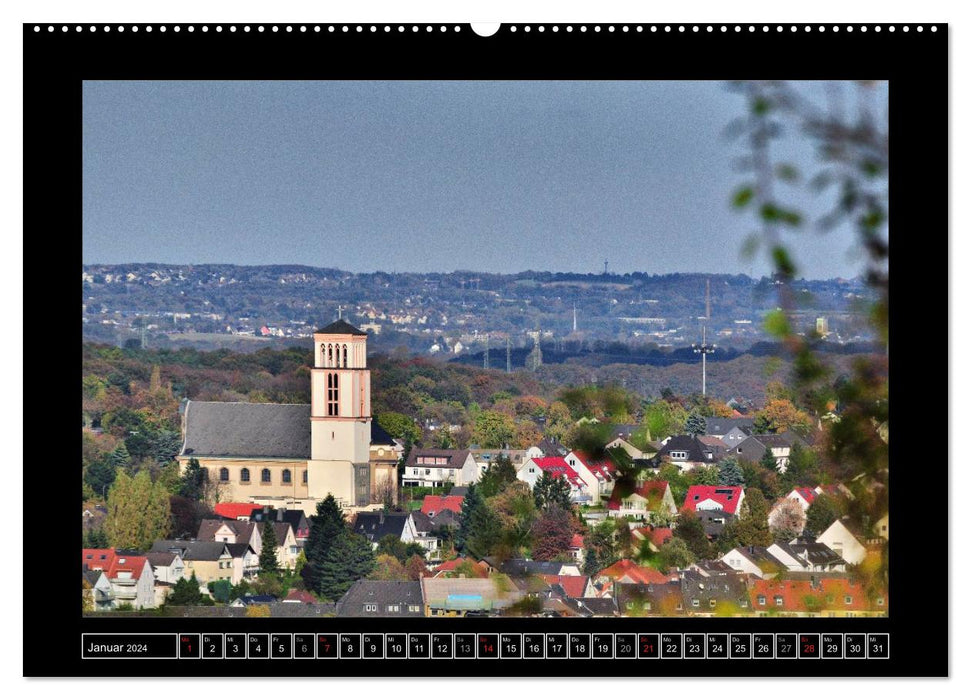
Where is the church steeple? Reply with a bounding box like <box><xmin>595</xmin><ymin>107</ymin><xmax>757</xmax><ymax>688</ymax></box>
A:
<box><xmin>307</xmin><ymin>319</ymin><xmax>372</xmax><ymax>507</ymax></box>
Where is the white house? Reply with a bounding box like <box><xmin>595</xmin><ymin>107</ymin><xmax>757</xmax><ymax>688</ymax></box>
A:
<box><xmin>606</xmin><ymin>480</ymin><xmax>678</xmax><ymax>520</ymax></box>
<box><xmin>516</xmin><ymin>456</ymin><xmax>593</xmax><ymax>503</ymax></box>
<box><xmin>403</xmin><ymin>448</ymin><xmax>480</xmax><ymax>488</ymax></box>
<box><xmin>721</xmin><ymin>546</ymin><xmax>786</xmax><ymax>579</ymax></box>
<box><xmin>815</xmin><ymin>519</ymin><xmax>868</xmax><ymax>565</ymax></box>
<box><xmin>767</xmin><ymin>542</ymin><xmax>847</xmax><ymax>573</ymax></box>
<box><xmin>564</xmin><ymin>451</ymin><xmax>618</xmax><ymax>504</ymax></box>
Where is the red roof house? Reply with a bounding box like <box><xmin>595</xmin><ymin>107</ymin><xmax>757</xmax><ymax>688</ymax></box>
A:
<box><xmin>214</xmin><ymin>502</ymin><xmax>261</xmax><ymax>521</ymax></box>
<box><xmin>682</xmin><ymin>485</ymin><xmax>745</xmax><ymax>515</ymax></box>
<box><xmin>420</xmin><ymin>495</ymin><xmax>465</xmax><ymax>517</ymax></box>
<box><xmin>606</xmin><ymin>480</ymin><xmax>677</xmax><ymax>517</ymax></box>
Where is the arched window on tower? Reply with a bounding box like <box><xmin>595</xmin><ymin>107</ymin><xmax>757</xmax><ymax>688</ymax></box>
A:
<box><xmin>327</xmin><ymin>372</ymin><xmax>339</xmax><ymax>416</ymax></box>
<box><xmin>327</xmin><ymin>344</ymin><xmax>333</xmax><ymax>367</ymax></box>
<box><xmin>319</xmin><ymin>343</ymin><xmax>327</xmax><ymax>367</ymax></box>
<box><xmin>342</xmin><ymin>344</ymin><xmax>348</xmax><ymax>367</ymax></box>
<box><xmin>240</xmin><ymin>468</ymin><xmax>250</xmax><ymax>483</ymax></box>
<box><xmin>219</xmin><ymin>468</ymin><xmax>229</xmax><ymax>482</ymax></box>
<box><xmin>261</xmin><ymin>468</ymin><xmax>271</xmax><ymax>483</ymax></box>
<box><xmin>282</xmin><ymin>469</ymin><xmax>292</xmax><ymax>484</ymax></box>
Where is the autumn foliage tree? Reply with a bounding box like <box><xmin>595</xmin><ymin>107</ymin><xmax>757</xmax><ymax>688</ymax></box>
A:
<box><xmin>104</xmin><ymin>470</ymin><xmax>171</xmax><ymax>550</ymax></box>
<box><xmin>768</xmin><ymin>498</ymin><xmax>807</xmax><ymax>540</ymax></box>
<box><xmin>530</xmin><ymin>506</ymin><xmax>575</xmax><ymax>561</ymax></box>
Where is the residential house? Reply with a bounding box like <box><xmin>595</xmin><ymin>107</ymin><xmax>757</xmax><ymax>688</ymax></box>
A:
<box><xmin>231</xmin><ymin>594</ymin><xmax>278</xmax><ymax>607</ymax></box>
<box><xmin>516</xmin><ymin>456</ymin><xmax>592</xmax><ymax>503</ymax></box>
<box><xmin>814</xmin><ymin>519</ymin><xmax>870</xmax><ymax>565</ymax></box>
<box><xmin>251</xmin><ymin>507</ymin><xmax>311</xmax><ymax>546</ymax></box>
<box><xmin>732</xmin><ymin>432</ymin><xmax>806</xmax><ymax>472</ymax></box>
<box><xmin>150</xmin><ymin>540</ymin><xmax>246</xmax><ymax>586</ymax></box>
<box><xmin>875</xmin><ymin>513</ymin><xmax>889</xmax><ymax>541</ymax></box>
<box><xmin>589</xmin><ymin>559</ymin><xmax>675</xmax><ymax>598</ymax></box>
<box><xmin>769</xmin><ymin>541</ymin><xmax>846</xmax><ymax>572</ymax></box>
<box><xmin>409</xmin><ymin>511</ymin><xmax>444</xmax><ymax>561</ymax></box>
<box><xmin>469</xmin><ymin>448</ymin><xmax>529</xmax><ymax>479</ymax></box>
<box><xmin>336</xmin><ymin>580</ymin><xmax>424</xmax><ymax>617</ymax></box>
<box><xmin>656</xmin><ymin>435</ymin><xmax>720</xmax><ymax>472</ymax></box>
<box><xmin>213</xmin><ymin>502</ymin><xmax>261</xmax><ymax>521</ymax></box>
<box><xmin>696</xmin><ymin>509</ymin><xmax>736</xmax><ymax>538</ymax></box>
<box><xmin>697</xmin><ymin>435</ymin><xmax>730</xmax><ymax>460</ymax></box>
<box><xmin>606</xmin><ymin>480</ymin><xmax>677</xmax><ymax>520</ymax></box>
<box><xmin>615</xmin><ymin>581</ymin><xmax>685</xmax><ymax>616</ymax></box>
<box><xmin>682</xmin><ymin>485</ymin><xmax>745</xmax><ymax>517</ymax></box>
<box><xmin>282</xmin><ymin>589</ymin><xmax>318</xmax><ymax>604</ymax></box>
<box><xmin>567</xmin><ymin>533</ymin><xmax>585</xmax><ymax>564</ymax></box>
<box><xmin>351</xmin><ymin>511</ymin><xmax>420</xmax><ymax>549</ymax></box>
<box><xmin>492</xmin><ymin>559</ymin><xmax>583</xmax><ymax>578</ymax></box>
<box><xmin>565</xmin><ymin>451</ymin><xmax>618</xmax><ymax>503</ymax></box>
<box><xmin>420</xmin><ymin>495</ymin><xmax>464</xmax><ymax>518</ymax></box>
<box><xmin>721</xmin><ymin>546</ymin><xmax>787</xmax><ymax>579</ymax></box>
<box><xmin>687</xmin><ymin>560</ymin><xmax>737</xmax><ymax>577</ymax></box>
<box><xmin>526</xmin><ymin>438</ymin><xmax>570</xmax><ymax>459</ymax></box>
<box><xmin>81</xmin><ymin>549</ymin><xmax>156</xmax><ymax>610</ymax></box>
<box><xmin>631</xmin><ymin>525</ymin><xmax>674</xmax><ymax>552</ymax></box>
<box><xmin>421</xmin><ymin>576</ymin><xmax>522</xmax><ymax>616</ymax></box>
<box><xmin>82</xmin><ymin>569</ymin><xmax>114</xmax><ymax>612</ymax></box>
<box><xmin>145</xmin><ymin>550</ymin><xmax>186</xmax><ymax>603</ymax></box>
<box><xmin>432</xmin><ymin>557</ymin><xmax>490</xmax><ymax>578</ymax></box>
<box><xmin>679</xmin><ymin>569</ymin><xmax>751</xmax><ymax>616</ymax></box>
<box><xmin>718</xmin><ymin>425</ymin><xmax>754</xmax><ymax>449</ymax></box>
<box><xmin>704</xmin><ymin>416</ymin><xmax>755</xmax><ymax>440</ymax></box>
<box><xmin>403</xmin><ymin>448</ymin><xmax>479</xmax><ymax>488</ymax></box>
<box><xmin>197</xmin><ymin>519</ymin><xmax>261</xmax><ymax>552</ymax></box>
<box><xmin>550</xmin><ymin>593</ymin><xmax>620</xmax><ymax>617</ymax></box>
<box><xmin>750</xmin><ymin>578</ymin><xmax>888</xmax><ymax>617</ymax></box>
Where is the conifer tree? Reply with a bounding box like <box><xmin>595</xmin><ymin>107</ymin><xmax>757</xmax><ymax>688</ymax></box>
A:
<box><xmin>717</xmin><ymin>457</ymin><xmax>745</xmax><ymax>486</ymax></box>
<box><xmin>316</xmin><ymin>531</ymin><xmax>376</xmax><ymax>601</ymax></box>
<box><xmin>533</xmin><ymin>471</ymin><xmax>573</xmax><ymax>512</ymax></box>
<box><xmin>259</xmin><ymin>521</ymin><xmax>280</xmax><ymax>575</ymax></box>
<box><xmin>301</xmin><ymin>495</ymin><xmax>346</xmax><ymax>594</ymax></box>
<box><xmin>684</xmin><ymin>412</ymin><xmax>707</xmax><ymax>436</ymax></box>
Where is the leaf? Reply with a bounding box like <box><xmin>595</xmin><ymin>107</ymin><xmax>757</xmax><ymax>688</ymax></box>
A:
<box><xmin>771</xmin><ymin>246</ymin><xmax>797</xmax><ymax>277</ymax></box>
<box><xmin>732</xmin><ymin>186</ymin><xmax>755</xmax><ymax>209</ymax></box>
<box><xmin>752</xmin><ymin>97</ymin><xmax>771</xmax><ymax>115</ymax></box>
<box><xmin>775</xmin><ymin>163</ymin><xmax>801</xmax><ymax>183</ymax></box>
<box><xmin>741</xmin><ymin>234</ymin><xmax>761</xmax><ymax>259</ymax></box>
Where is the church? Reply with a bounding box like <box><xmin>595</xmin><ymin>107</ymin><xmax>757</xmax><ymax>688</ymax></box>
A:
<box><xmin>176</xmin><ymin>320</ymin><xmax>399</xmax><ymax>514</ymax></box>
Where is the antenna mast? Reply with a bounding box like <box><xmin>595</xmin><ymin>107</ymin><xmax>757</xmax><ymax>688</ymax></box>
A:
<box><xmin>693</xmin><ymin>278</ymin><xmax>716</xmax><ymax>395</ymax></box>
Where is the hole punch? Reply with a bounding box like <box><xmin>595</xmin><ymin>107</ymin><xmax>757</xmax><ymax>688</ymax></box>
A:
<box><xmin>471</xmin><ymin>23</ymin><xmax>501</xmax><ymax>37</ymax></box>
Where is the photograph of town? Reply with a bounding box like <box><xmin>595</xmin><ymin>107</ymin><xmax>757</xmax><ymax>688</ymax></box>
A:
<box><xmin>81</xmin><ymin>80</ymin><xmax>889</xmax><ymax>619</ymax></box>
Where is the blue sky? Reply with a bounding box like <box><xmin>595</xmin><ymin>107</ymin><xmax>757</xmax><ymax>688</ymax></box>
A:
<box><xmin>82</xmin><ymin>80</ymin><xmax>886</xmax><ymax>279</ymax></box>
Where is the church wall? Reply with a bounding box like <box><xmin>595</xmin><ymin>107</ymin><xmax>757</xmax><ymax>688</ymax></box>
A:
<box><xmin>177</xmin><ymin>457</ymin><xmax>309</xmax><ymax>502</ymax></box>
<box><xmin>306</xmin><ymin>459</ymin><xmax>356</xmax><ymax>507</ymax></box>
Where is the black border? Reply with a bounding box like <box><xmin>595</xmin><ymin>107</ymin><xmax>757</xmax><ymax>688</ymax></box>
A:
<box><xmin>25</xmin><ymin>22</ymin><xmax>947</xmax><ymax>677</ymax></box>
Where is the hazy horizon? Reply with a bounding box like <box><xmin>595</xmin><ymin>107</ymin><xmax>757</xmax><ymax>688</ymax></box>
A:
<box><xmin>83</xmin><ymin>80</ymin><xmax>887</xmax><ymax>280</ymax></box>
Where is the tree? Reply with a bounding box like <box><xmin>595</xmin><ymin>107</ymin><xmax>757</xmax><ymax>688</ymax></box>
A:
<box><xmin>471</xmin><ymin>410</ymin><xmax>516</xmax><ymax>448</ymax></box>
<box><xmin>759</xmin><ymin>449</ymin><xmax>779</xmax><ymax>474</ymax></box>
<box><xmin>477</xmin><ymin>454</ymin><xmax>519</xmax><ymax>498</ymax></box>
<box><xmin>167</xmin><ymin>573</ymin><xmax>205</xmax><ymax>606</ymax></box>
<box><xmin>316</xmin><ymin>531</ymin><xmax>376</xmax><ymax>601</ymax></box>
<box><xmin>405</xmin><ymin>554</ymin><xmax>428</xmax><ymax>580</ymax></box>
<box><xmin>104</xmin><ymin>470</ymin><xmax>171</xmax><ymax>550</ymax></box>
<box><xmin>530</xmin><ymin>506</ymin><xmax>575</xmax><ymax>561</ymax></box>
<box><xmin>178</xmin><ymin>457</ymin><xmax>209</xmax><ymax>502</ymax></box>
<box><xmin>83</xmin><ymin>529</ymin><xmax>109</xmax><ymax>548</ymax></box>
<box><xmin>168</xmin><ymin>495</ymin><xmax>213</xmax><ymax>539</ymax></box>
<box><xmin>805</xmin><ymin>493</ymin><xmax>843</xmax><ymax>537</ymax></box>
<box><xmin>369</xmin><ymin>553</ymin><xmax>409</xmax><ymax>581</ymax></box>
<box><xmin>754</xmin><ymin>399</ymin><xmax>814</xmax><ymax>437</ymax></box>
<box><xmin>582</xmin><ymin>519</ymin><xmax>617</xmax><ymax>576</ymax></box>
<box><xmin>717</xmin><ymin>457</ymin><xmax>745</xmax><ymax>486</ymax></box>
<box><xmin>769</xmin><ymin>499</ymin><xmax>807</xmax><ymax>540</ymax></box>
<box><xmin>734</xmin><ymin>488</ymin><xmax>772</xmax><ymax>547</ymax></box>
<box><xmin>84</xmin><ymin>460</ymin><xmax>117</xmax><ymax>499</ymax></box>
<box><xmin>209</xmin><ymin>579</ymin><xmax>232</xmax><ymax>604</ymax></box>
<box><xmin>376</xmin><ymin>534</ymin><xmax>426</xmax><ymax>563</ymax></box>
<box><xmin>614</xmin><ymin>518</ymin><xmax>633</xmax><ymax>559</ymax></box>
<box><xmin>673</xmin><ymin>509</ymin><xmax>713</xmax><ymax>560</ymax></box>
<box><xmin>684</xmin><ymin>411</ymin><xmax>706</xmax><ymax>436</ymax></box>
<box><xmin>301</xmin><ymin>495</ymin><xmax>347</xmax><ymax>594</ymax></box>
<box><xmin>456</xmin><ymin>484</ymin><xmax>503</xmax><ymax>559</ymax></box>
<box><xmin>376</xmin><ymin>411</ymin><xmax>422</xmax><ymax>445</ymax></box>
<box><xmin>643</xmin><ymin>399</ymin><xmax>688</xmax><ymax>441</ymax></box>
<box><xmin>658</xmin><ymin>537</ymin><xmax>694</xmax><ymax>569</ymax></box>
<box><xmin>259</xmin><ymin>521</ymin><xmax>280</xmax><ymax>575</ymax></box>
<box><xmin>533</xmin><ymin>471</ymin><xmax>573</xmax><ymax>512</ymax></box>
<box><xmin>108</xmin><ymin>443</ymin><xmax>132</xmax><ymax>472</ymax></box>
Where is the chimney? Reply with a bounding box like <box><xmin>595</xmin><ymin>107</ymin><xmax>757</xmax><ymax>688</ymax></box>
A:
<box><xmin>379</xmin><ymin>511</ymin><xmax>385</xmax><ymax>525</ymax></box>
<box><xmin>277</xmin><ymin>510</ymin><xmax>283</xmax><ymax>522</ymax></box>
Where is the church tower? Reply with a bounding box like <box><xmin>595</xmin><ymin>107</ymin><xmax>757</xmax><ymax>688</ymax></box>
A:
<box><xmin>307</xmin><ymin>319</ymin><xmax>372</xmax><ymax>507</ymax></box>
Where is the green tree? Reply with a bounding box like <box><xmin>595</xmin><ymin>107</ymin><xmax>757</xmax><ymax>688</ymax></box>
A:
<box><xmin>805</xmin><ymin>493</ymin><xmax>843</xmax><ymax>537</ymax></box>
<box><xmin>477</xmin><ymin>454</ymin><xmax>518</xmax><ymax>498</ymax></box>
<box><xmin>658</xmin><ymin>536</ymin><xmax>694</xmax><ymax>569</ymax></box>
<box><xmin>167</xmin><ymin>573</ymin><xmax>205</xmax><ymax>606</ymax></box>
<box><xmin>316</xmin><ymin>531</ymin><xmax>376</xmax><ymax>601</ymax></box>
<box><xmin>178</xmin><ymin>457</ymin><xmax>208</xmax><ymax>501</ymax></box>
<box><xmin>684</xmin><ymin>411</ymin><xmax>707</xmax><ymax>436</ymax></box>
<box><xmin>471</xmin><ymin>410</ymin><xmax>516</xmax><ymax>448</ymax></box>
<box><xmin>759</xmin><ymin>449</ymin><xmax>779</xmax><ymax>474</ymax></box>
<box><xmin>376</xmin><ymin>411</ymin><xmax>422</xmax><ymax>445</ymax></box>
<box><xmin>83</xmin><ymin>529</ymin><xmax>109</xmax><ymax>548</ymax></box>
<box><xmin>84</xmin><ymin>460</ymin><xmax>117</xmax><ymax>499</ymax></box>
<box><xmin>717</xmin><ymin>457</ymin><xmax>745</xmax><ymax>486</ymax></box>
<box><xmin>104</xmin><ymin>470</ymin><xmax>171</xmax><ymax>550</ymax></box>
<box><xmin>209</xmin><ymin>579</ymin><xmax>232</xmax><ymax>604</ymax></box>
<box><xmin>108</xmin><ymin>443</ymin><xmax>132</xmax><ymax>472</ymax></box>
<box><xmin>643</xmin><ymin>400</ymin><xmax>688</xmax><ymax>441</ymax></box>
<box><xmin>301</xmin><ymin>495</ymin><xmax>347</xmax><ymax>594</ymax></box>
<box><xmin>673</xmin><ymin>509</ymin><xmax>713</xmax><ymax>560</ymax></box>
<box><xmin>734</xmin><ymin>488</ymin><xmax>772</xmax><ymax>547</ymax></box>
<box><xmin>457</xmin><ymin>484</ymin><xmax>504</xmax><ymax>559</ymax></box>
<box><xmin>369</xmin><ymin>553</ymin><xmax>410</xmax><ymax>580</ymax></box>
<box><xmin>582</xmin><ymin>519</ymin><xmax>617</xmax><ymax>575</ymax></box>
<box><xmin>259</xmin><ymin>521</ymin><xmax>280</xmax><ymax>575</ymax></box>
<box><xmin>376</xmin><ymin>534</ymin><xmax>426</xmax><ymax>563</ymax></box>
<box><xmin>533</xmin><ymin>471</ymin><xmax>573</xmax><ymax>512</ymax></box>
<box><xmin>614</xmin><ymin>518</ymin><xmax>633</xmax><ymax>559</ymax></box>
